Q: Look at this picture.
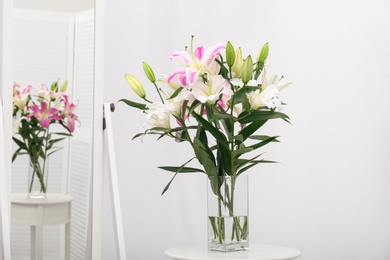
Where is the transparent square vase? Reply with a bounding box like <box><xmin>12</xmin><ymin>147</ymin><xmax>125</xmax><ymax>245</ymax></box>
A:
<box><xmin>28</xmin><ymin>159</ymin><xmax>49</xmax><ymax>199</ymax></box>
<box><xmin>207</xmin><ymin>175</ymin><xmax>249</xmax><ymax>252</ymax></box>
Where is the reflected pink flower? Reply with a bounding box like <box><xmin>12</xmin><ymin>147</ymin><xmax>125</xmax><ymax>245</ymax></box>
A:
<box><xmin>60</xmin><ymin>95</ymin><xmax>79</xmax><ymax>132</ymax></box>
<box><xmin>13</xmin><ymin>83</ymin><xmax>32</xmax><ymax>111</ymax></box>
<box><xmin>27</xmin><ymin>101</ymin><xmax>62</xmax><ymax>129</ymax></box>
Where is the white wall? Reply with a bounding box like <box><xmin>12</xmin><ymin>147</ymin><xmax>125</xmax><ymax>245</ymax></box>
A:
<box><xmin>104</xmin><ymin>0</ymin><xmax>390</xmax><ymax>259</ymax></box>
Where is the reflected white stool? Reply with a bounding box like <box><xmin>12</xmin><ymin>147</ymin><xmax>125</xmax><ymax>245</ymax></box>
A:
<box><xmin>165</xmin><ymin>244</ymin><xmax>301</xmax><ymax>260</ymax></box>
<box><xmin>11</xmin><ymin>193</ymin><xmax>73</xmax><ymax>260</ymax></box>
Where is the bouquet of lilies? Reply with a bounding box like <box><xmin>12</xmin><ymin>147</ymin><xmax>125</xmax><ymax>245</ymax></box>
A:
<box><xmin>121</xmin><ymin>37</ymin><xmax>291</xmax><ymax>246</ymax></box>
<box><xmin>12</xmin><ymin>80</ymin><xmax>79</xmax><ymax>194</ymax></box>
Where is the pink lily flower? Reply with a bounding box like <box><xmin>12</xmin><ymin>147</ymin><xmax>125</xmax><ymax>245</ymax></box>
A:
<box><xmin>170</xmin><ymin>43</ymin><xmax>225</xmax><ymax>86</ymax></box>
<box><xmin>38</xmin><ymin>84</ymin><xmax>64</xmax><ymax>102</ymax></box>
<box><xmin>13</xmin><ymin>83</ymin><xmax>32</xmax><ymax>111</ymax></box>
<box><xmin>60</xmin><ymin>95</ymin><xmax>79</xmax><ymax>132</ymax></box>
<box><xmin>66</xmin><ymin>113</ymin><xmax>78</xmax><ymax>133</ymax></box>
<box><xmin>167</xmin><ymin>69</ymin><xmax>189</xmax><ymax>89</ymax></box>
<box><xmin>27</xmin><ymin>101</ymin><xmax>62</xmax><ymax>129</ymax></box>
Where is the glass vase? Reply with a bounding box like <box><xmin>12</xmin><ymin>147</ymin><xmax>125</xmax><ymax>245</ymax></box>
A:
<box><xmin>207</xmin><ymin>175</ymin><xmax>249</xmax><ymax>252</ymax></box>
<box><xmin>28</xmin><ymin>158</ymin><xmax>48</xmax><ymax>199</ymax></box>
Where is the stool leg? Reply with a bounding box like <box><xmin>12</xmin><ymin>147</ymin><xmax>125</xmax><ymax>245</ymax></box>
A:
<box><xmin>31</xmin><ymin>226</ymin><xmax>36</xmax><ymax>260</ymax></box>
<box><xmin>36</xmin><ymin>205</ymin><xmax>43</xmax><ymax>260</ymax></box>
<box><xmin>65</xmin><ymin>222</ymin><xmax>71</xmax><ymax>260</ymax></box>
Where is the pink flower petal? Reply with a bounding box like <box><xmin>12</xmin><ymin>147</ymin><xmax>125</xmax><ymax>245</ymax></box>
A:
<box><xmin>167</xmin><ymin>69</ymin><xmax>186</xmax><ymax>84</ymax></box>
<box><xmin>48</xmin><ymin>108</ymin><xmax>59</xmax><ymax>115</ymax></box>
<box><xmin>170</xmin><ymin>51</ymin><xmax>193</xmax><ymax>64</ymax></box>
<box><xmin>201</xmin><ymin>43</ymin><xmax>225</xmax><ymax>64</ymax></box>
<box><xmin>39</xmin><ymin>119</ymin><xmax>51</xmax><ymax>128</ymax></box>
<box><xmin>185</xmin><ymin>68</ymin><xmax>199</xmax><ymax>85</ymax></box>
<box><xmin>178</xmin><ymin>75</ymin><xmax>188</xmax><ymax>86</ymax></box>
<box><xmin>194</xmin><ymin>46</ymin><xmax>205</xmax><ymax>61</ymax></box>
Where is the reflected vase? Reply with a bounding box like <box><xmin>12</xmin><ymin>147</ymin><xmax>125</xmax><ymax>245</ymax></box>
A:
<box><xmin>207</xmin><ymin>175</ymin><xmax>249</xmax><ymax>252</ymax></box>
<box><xmin>28</xmin><ymin>158</ymin><xmax>48</xmax><ymax>199</ymax></box>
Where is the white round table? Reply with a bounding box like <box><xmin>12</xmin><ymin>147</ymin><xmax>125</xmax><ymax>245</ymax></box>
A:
<box><xmin>165</xmin><ymin>244</ymin><xmax>301</xmax><ymax>260</ymax></box>
<box><xmin>11</xmin><ymin>193</ymin><xmax>73</xmax><ymax>260</ymax></box>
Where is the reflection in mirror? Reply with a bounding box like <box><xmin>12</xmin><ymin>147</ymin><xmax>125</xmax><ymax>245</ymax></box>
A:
<box><xmin>11</xmin><ymin>0</ymin><xmax>94</xmax><ymax>259</ymax></box>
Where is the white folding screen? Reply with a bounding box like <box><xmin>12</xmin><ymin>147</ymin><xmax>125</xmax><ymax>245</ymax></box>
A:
<box><xmin>11</xmin><ymin>8</ymin><xmax>94</xmax><ymax>260</ymax></box>
<box><xmin>68</xmin><ymin>9</ymin><xmax>94</xmax><ymax>260</ymax></box>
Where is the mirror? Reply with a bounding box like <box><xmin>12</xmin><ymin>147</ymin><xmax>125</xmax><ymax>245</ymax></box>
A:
<box><xmin>11</xmin><ymin>0</ymin><xmax>96</xmax><ymax>259</ymax></box>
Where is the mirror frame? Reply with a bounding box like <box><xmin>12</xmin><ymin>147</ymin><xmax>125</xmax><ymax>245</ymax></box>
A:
<box><xmin>91</xmin><ymin>0</ymin><xmax>104</xmax><ymax>259</ymax></box>
<box><xmin>0</xmin><ymin>0</ymin><xmax>104</xmax><ymax>258</ymax></box>
<box><xmin>0</xmin><ymin>0</ymin><xmax>13</xmax><ymax>258</ymax></box>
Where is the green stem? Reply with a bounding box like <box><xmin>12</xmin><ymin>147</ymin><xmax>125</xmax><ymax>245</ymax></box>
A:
<box><xmin>152</xmin><ymin>82</ymin><xmax>165</xmax><ymax>104</ymax></box>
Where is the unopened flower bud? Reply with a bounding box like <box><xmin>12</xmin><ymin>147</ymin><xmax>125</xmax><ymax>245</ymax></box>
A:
<box><xmin>256</xmin><ymin>42</ymin><xmax>269</xmax><ymax>64</ymax></box>
<box><xmin>125</xmin><ymin>74</ymin><xmax>146</xmax><ymax>98</ymax></box>
<box><xmin>225</xmin><ymin>41</ymin><xmax>235</xmax><ymax>68</ymax></box>
<box><xmin>60</xmin><ymin>80</ymin><xmax>68</xmax><ymax>92</ymax></box>
<box><xmin>51</xmin><ymin>81</ymin><xmax>58</xmax><ymax>92</ymax></box>
<box><xmin>254</xmin><ymin>43</ymin><xmax>269</xmax><ymax>79</ymax></box>
<box><xmin>142</xmin><ymin>62</ymin><xmax>156</xmax><ymax>83</ymax></box>
<box><xmin>241</xmin><ymin>55</ymin><xmax>253</xmax><ymax>85</ymax></box>
<box><xmin>231</xmin><ymin>47</ymin><xmax>243</xmax><ymax>78</ymax></box>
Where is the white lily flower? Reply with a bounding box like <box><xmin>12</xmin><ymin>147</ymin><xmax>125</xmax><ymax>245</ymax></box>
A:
<box><xmin>191</xmin><ymin>75</ymin><xmax>232</xmax><ymax>104</ymax></box>
<box><xmin>230</xmin><ymin>78</ymin><xmax>244</xmax><ymax>88</ymax></box>
<box><xmin>145</xmin><ymin>103</ymin><xmax>171</xmax><ymax>130</ymax></box>
<box><xmin>246</xmin><ymin>68</ymin><xmax>291</xmax><ymax>111</ymax></box>
<box><xmin>12</xmin><ymin>111</ymin><xmax>24</xmax><ymax>132</ymax></box>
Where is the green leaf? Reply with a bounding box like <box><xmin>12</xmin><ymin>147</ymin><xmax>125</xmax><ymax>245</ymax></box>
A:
<box><xmin>247</xmin><ymin>136</ymin><xmax>279</xmax><ymax>151</ymax></box>
<box><xmin>212</xmin><ymin>110</ymin><xmax>237</xmax><ymax>121</ymax></box>
<box><xmin>237</xmin><ymin>159</ymin><xmax>277</xmax><ymax>175</ymax></box>
<box><xmin>249</xmin><ymin>135</ymin><xmax>280</xmax><ymax>142</ymax></box>
<box><xmin>12</xmin><ymin>148</ymin><xmax>23</xmax><ymax>162</ymax></box>
<box><xmin>132</xmin><ymin>132</ymin><xmax>144</xmax><ymax>140</ymax></box>
<box><xmin>238</xmin><ymin>110</ymin><xmax>290</xmax><ymax>124</ymax></box>
<box><xmin>47</xmin><ymin>147</ymin><xmax>64</xmax><ymax>157</ymax></box>
<box><xmin>159</xmin><ymin>166</ymin><xmax>205</xmax><ymax>173</ymax></box>
<box><xmin>233</xmin><ymin>134</ymin><xmax>243</xmax><ymax>143</ymax></box>
<box><xmin>217</xmin><ymin>143</ymin><xmax>233</xmax><ymax>175</ymax></box>
<box><xmin>235</xmin><ymin>153</ymin><xmax>263</xmax><ymax>167</ymax></box>
<box><xmin>232</xmin><ymin>146</ymin><xmax>254</xmax><ymax>158</ymax></box>
<box><xmin>118</xmin><ymin>99</ymin><xmax>148</xmax><ymax>110</ymax></box>
<box><xmin>216</xmin><ymin>54</ymin><xmax>229</xmax><ymax>80</ymax></box>
<box><xmin>191</xmin><ymin>111</ymin><xmax>228</xmax><ymax>147</ymax></box>
<box><xmin>167</xmin><ymin>87</ymin><xmax>183</xmax><ymax>100</ymax></box>
<box><xmin>51</xmin><ymin>132</ymin><xmax>72</xmax><ymax>137</ymax></box>
<box><xmin>239</xmin><ymin>120</ymin><xmax>267</xmax><ymax>142</ymax></box>
<box><xmin>12</xmin><ymin>137</ymin><xmax>27</xmax><ymax>149</ymax></box>
<box><xmin>188</xmin><ymin>100</ymin><xmax>200</xmax><ymax>115</ymax></box>
<box><xmin>161</xmin><ymin>157</ymin><xmax>197</xmax><ymax>195</ymax></box>
<box><xmin>193</xmin><ymin>137</ymin><xmax>217</xmax><ymax>177</ymax></box>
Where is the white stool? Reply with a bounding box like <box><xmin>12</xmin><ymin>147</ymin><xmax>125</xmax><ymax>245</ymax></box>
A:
<box><xmin>165</xmin><ymin>244</ymin><xmax>301</xmax><ymax>260</ymax></box>
<box><xmin>11</xmin><ymin>193</ymin><xmax>73</xmax><ymax>260</ymax></box>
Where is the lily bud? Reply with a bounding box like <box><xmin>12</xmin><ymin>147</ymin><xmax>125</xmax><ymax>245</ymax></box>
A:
<box><xmin>60</xmin><ymin>80</ymin><xmax>68</xmax><ymax>92</ymax></box>
<box><xmin>231</xmin><ymin>47</ymin><xmax>243</xmax><ymax>78</ymax></box>
<box><xmin>51</xmin><ymin>81</ymin><xmax>58</xmax><ymax>92</ymax></box>
<box><xmin>254</xmin><ymin>42</ymin><xmax>269</xmax><ymax>79</ymax></box>
<box><xmin>256</xmin><ymin>42</ymin><xmax>269</xmax><ymax>64</ymax></box>
<box><xmin>125</xmin><ymin>74</ymin><xmax>146</xmax><ymax>99</ymax></box>
<box><xmin>241</xmin><ymin>55</ymin><xmax>253</xmax><ymax>85</ymax></box>
<box><xmin>225</xmin><ymin>41</ymin><xmax>235</xmax><ymax>68</ymax></box>
<box><xmin>142</xmin><ymin>61</ymin><xmax>156</xmax><ymax>83</ymax></box>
